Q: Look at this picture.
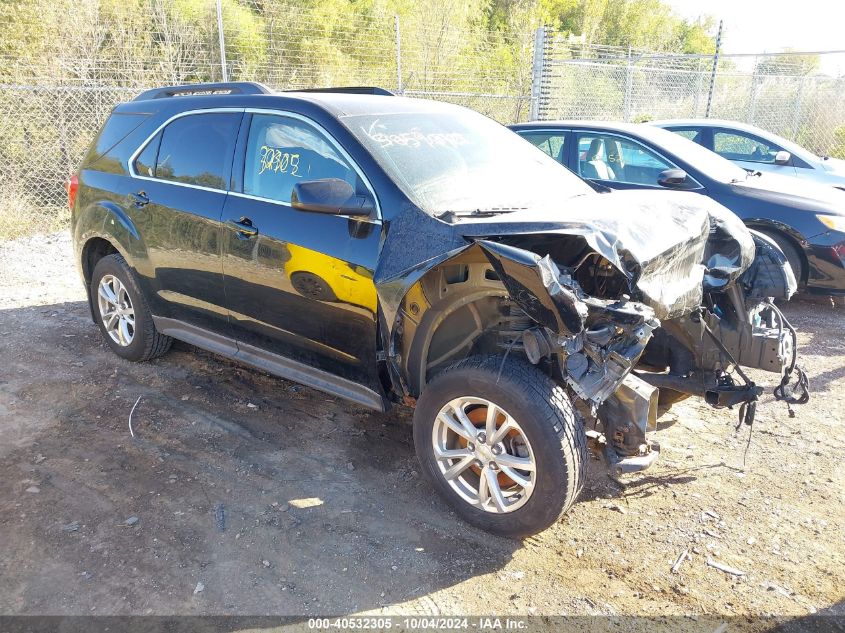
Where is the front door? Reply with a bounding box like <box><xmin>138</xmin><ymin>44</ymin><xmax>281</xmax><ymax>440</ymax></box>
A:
<box><xmin>711</xmin><ymin>129</ymin><xmax>798</xmax><ymax>178</ymax></box>
<box><xmin>221</xmin><ymin>112</ymin><xmax>383</xmax><ymax>397</ymax></box>
<box><xmin>572</xmin><ymin>131</ymin><xmax>690</xmax><ymax>191</ymax></box>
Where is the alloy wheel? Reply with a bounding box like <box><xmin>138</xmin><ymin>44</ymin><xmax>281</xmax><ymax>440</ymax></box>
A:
<box><xmin>97</xmin><ymin>274</ymin><xmax>135</xmax><ymax>346</ymax></box>
<box><xmin>432</xmin><ymin>396</ymin><xmax>536</xmax><ymax>513</ymax></box>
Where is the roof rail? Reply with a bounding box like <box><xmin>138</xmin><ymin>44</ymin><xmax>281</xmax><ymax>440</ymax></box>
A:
<box><xmin>133</xmin><ymin>82</ymin><xmax>274</xmax><ymax>102</ymax></box>
<box><xmin>287</xmin><ymin>86</ymin><xmax>396</xmax><ymax>96</ymax></box>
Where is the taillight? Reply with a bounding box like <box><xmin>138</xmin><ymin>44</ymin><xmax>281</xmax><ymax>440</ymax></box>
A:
<box><xmin>65</xmin><ymin>175</ymin><xmax>79</xmax><ymax>210</ymax></box>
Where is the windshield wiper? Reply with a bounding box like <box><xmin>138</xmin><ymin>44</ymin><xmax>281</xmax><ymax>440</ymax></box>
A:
<box><xmin>435</xmin><ymin>207</ymin><xmax>524</xmax><ymax>221</ymax></box>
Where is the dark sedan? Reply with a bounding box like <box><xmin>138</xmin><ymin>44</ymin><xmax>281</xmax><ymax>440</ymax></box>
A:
<box><xmin>509</xmin><ymin>121</ymin><xmax>845</xmax><ymax>295</ymax></box>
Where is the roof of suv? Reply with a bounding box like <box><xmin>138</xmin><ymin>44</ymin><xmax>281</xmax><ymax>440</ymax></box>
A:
<box><xmin>118</xmin><ymin>82</ymin><xmax>460</xmax><ymax>118</ymax></box>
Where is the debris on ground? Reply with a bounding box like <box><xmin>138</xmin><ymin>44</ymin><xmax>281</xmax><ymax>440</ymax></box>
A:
<box><xmin>671</xmin><ymin>549</ymin><xmax>689</xmax><ymax>574</ymax></box>
<box><xmin>706</xmin><ymin>557</ymin><xmax>747</xmax><ymax>577</ymax></box>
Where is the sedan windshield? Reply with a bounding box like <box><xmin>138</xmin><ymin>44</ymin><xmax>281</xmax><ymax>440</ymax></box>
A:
<box><xmin>341</xmin><ymin>107</ymin><xmax>593</xmax><ymax>216</ymax></box>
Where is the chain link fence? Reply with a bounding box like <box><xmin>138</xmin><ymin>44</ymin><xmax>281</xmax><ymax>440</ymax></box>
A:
<box><xmin>0</xmin><ymin>0</ymin><xmax>534</xmax><ymax>240</ymax></box>
<box><xmin>536</xmin><ymin>32</ymin><xmax>845</xmax><ymax>158</ymax></box>
<box><xmin>1</xmin><ymin>1</ymin><xmax>843</xmax><ymax>241</ymax></box>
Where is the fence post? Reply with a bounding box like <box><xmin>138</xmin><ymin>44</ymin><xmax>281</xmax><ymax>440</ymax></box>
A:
<box><xmin>705</xmin><ymin>19</ymin><xmax>723</xmax><ymax>118</ymax></box>
<box><xmin>216</xmin><ymin>0</ymin><xmax>228</xmax><ymax>82</ymax></box>
<box><xmin>623</xmin><ymin>46</ymin><xmax>633</xmax><ymax>122</ymax></box>
<box><xmin>530</xmin><ymin>26</ymin><xmax>546</xmax><ymax>121</ymax></box>
<box><xmin>394</xmin><ymin>15</ymin><xmax>403</xmax><ymax>94</ymax></box>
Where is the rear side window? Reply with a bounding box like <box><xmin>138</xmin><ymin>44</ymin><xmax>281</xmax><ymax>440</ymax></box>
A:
<box><xmin>153</xmin><ymin>112</ymin><xmax>241</xmax><ymax>189</ymax></box>
<box><xmin>518</xmin><ymin>131</ymin><xmax>568</xmax><ymax>164</ymax></box>
<box><xmin>84</xmin><ymin>113</ymin><xmax>149</xmax><ymax>165</ymax></box>
<box><xmin>669</xmin><ymin>128</ymin><xmax>703</xmax><ymax>144</ymax></box>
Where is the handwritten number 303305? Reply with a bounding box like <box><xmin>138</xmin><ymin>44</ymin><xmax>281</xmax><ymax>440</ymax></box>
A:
<box><xmin>258</xmin><ymin>145</ymin><xmax>301</xmax><ymax>176</ymax></box>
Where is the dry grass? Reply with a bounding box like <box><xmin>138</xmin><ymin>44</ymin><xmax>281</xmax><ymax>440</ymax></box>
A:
<box><xmin>0</xmin><ymin>185</ymin><xmax>68</xmax><ymax>241</ymax></box>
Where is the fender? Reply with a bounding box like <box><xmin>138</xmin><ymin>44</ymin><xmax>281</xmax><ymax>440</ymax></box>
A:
<box><xmin>73</xmin><ymin>197</ymin><xmax>150</xmax><ymax>321</ymax></box>
<box><xmin>74</xmin><ymin>198</ymin><xmax>148</xmax><ymax>276</ymax></box>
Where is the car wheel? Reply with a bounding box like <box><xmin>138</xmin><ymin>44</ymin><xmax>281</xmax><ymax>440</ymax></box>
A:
<box><xmin>290</xmin><ymin>271</ymin><xmax>337</xmax><ymax>302</ymax></box>
<box><xmin>413</xmin><ymin>354</ymin><xmax>585</xmax><ymax>537</ymax></box>
<box><xmin>760</xmin><ymin>230</ymin><xmax>803</xmax><ymax>285</ymax></box>
<box><xmin>91</xmin><ymin>253</ymin><xmax>172</xmax><ymax>362</ymax></box>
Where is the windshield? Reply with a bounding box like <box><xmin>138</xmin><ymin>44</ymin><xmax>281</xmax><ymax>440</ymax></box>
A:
<box><xmin>640</xmin><ymin>126</ymin><xmax>749</xmax><ymax>183</ymax></box>
<box><xmin>341</xmin><ymin>107</ymin><xmax>593</xmax><ymax>216</ymax></box>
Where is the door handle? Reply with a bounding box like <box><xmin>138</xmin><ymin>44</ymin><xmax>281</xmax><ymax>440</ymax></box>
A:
<box><xmin>229</xmin><ymin>217</ymin><xmax>259</xmax><ymax>239</ymax></box>
<box><xmin>130</xmin><ymin>191</ymin><xmax>150</xmax><ymax>207</ymax></box>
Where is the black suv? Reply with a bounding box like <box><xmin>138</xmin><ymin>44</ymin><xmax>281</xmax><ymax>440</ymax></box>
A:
<box><xmin>71</xmin><ymin>82</ymin><xmax>807</xmax><ymax>537</ymax></box>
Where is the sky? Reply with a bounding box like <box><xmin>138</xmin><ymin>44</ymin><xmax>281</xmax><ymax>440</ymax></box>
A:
<box><xmin>664</xmin><ymin>0</ymin><xmax>845</xmax><ymax>74</ymax></box>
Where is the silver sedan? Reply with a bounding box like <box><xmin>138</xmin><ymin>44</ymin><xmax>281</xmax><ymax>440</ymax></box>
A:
<box><xmin>650</xmin><ymin>118</ymin><xmax>845</xmax><ymax>190</ymax></box>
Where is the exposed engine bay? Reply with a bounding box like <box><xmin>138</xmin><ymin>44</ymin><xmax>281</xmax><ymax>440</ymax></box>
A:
<box><xmin>375</xmin><ymin>190</ymin><xmax>809</xmax><ymax>475</ymax></box>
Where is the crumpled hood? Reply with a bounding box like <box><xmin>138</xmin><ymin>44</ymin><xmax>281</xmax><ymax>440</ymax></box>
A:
<box><xmin>375</xmin><ymin>190</ymin><xmax>754</xmax><ymax>330</ymax></box>
<box><xmin>457</xmin><ymin>190</ymin><xmax>753</xmax><ymax>319</ymax></box>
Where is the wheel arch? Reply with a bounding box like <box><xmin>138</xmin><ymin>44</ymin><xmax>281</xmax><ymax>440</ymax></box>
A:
<box><xmin>744</xmin><ymin>219</ymin><xmax>810</xmax><ymax>283</ymax></box>
<box><xmin>75</xmin><ymin>199</ymin><xmax>147</xmax><ymax>285</ymax></box>
<box><xmin>392</xmin><ymin>250</ymin><xmax>519</xmax><ymax>397</ymax></box>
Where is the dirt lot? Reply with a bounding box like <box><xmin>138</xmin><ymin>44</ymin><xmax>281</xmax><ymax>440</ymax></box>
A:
<box><xmin>0</xmin><ymin>232</ymin><xmax>843</xmax><ymax>624</ymax></box>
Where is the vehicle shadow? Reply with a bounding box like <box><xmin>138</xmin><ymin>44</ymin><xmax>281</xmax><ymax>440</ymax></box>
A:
<box><xmin>0</xmin><ymin>299</ymin><xmax>523</xmax><ymax>618</ymax></box>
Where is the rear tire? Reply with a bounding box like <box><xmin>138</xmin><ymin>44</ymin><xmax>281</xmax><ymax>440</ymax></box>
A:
<box><xmin>91</xmin><ymin>253</ymin><xmax>172</xmax><ymax>362</ymax></box>
<box><xmin>413</xmin><ymin>354</ymin><xmax>585</xmax><ymax>538</ymax></box>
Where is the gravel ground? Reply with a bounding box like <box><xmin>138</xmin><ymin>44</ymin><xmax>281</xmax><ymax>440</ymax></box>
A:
<box><xmin>0</xmin><ymin>232</ymin><xmax>843</xmax><ymax>627</ymax></box>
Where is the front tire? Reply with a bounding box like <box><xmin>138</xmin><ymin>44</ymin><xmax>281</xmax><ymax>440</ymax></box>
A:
<box><xmin>91</xmin><ymin>253</ymin><xmax>172</xmax><ymax>362</ymax></box>
<box><xmin>759</xmin><ymin>230</ymin><xmax>803</xmax><ymax>285</ymax></box>
<box><xmin>413</xmin><ymin>355</ymin><xmax>585</xmax><ymax>538</ymax></box>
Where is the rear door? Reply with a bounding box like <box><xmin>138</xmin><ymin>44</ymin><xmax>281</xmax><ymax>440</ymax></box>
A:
<box><xmin>129</xmin><ymin>110</ymin><xmax>243</xmax><ymax>336</ymax></box>
<box><xmin>220</xmin><ymin>111</ymin><xmax>383</xmax><ymax>399</ymax></box>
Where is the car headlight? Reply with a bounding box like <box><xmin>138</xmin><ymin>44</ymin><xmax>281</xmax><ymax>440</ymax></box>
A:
<box><xmin>816</xmin><ymin>214</ymin><xmax>845</xmax><ymax>232</ymax></box>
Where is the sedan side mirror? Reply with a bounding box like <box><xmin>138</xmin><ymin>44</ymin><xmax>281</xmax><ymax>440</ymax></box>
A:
<box><xmin>291</xmin><ymin>179</ymin><xmax>373</xmax><ymax>216</ymax></box>
<box><xmin>774</xmin><ymin>150</ymin><xmax>792</xmax><ymax>166</ymax></box>
<box><xmin>657</xmin><ymin>168</ymin><xmax>689</xmax><ymax>189</ymax></box>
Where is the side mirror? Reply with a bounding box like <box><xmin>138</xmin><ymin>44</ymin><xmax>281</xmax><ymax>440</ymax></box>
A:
<box><xmin>774</xmin><ymin>150</ymin><xmax>792</xmax><ymax>166</ymax></box>
<box><xmin>291</xmin><ymin>179</ymin><xmax>373</xmax><ymax>216</ymax></box>
<box><xmin>657</xmin><ymin>168</ymin><xmax>689</xmax><ymax>189</ymax></box>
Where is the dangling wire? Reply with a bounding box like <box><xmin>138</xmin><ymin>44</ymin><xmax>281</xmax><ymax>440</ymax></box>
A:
<box><xmin>767</xmin><ymin>300</ymin><xmax>810</xmax><ymax>415</ymax></box>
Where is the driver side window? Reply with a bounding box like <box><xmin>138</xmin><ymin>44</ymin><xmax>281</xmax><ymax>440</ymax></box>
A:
<box><xmin>243</xmin><ymin>114</ymin><xmax>363</xmax><ymax>204</ymax></box>
<box><xmin>576</xmin><ymin>133</ymin><xmax>674</xmax><ymax>186</ymax></box>
<box><xmin>714</xmin><ymin>130</ymin><xmax>782</xmax><ymax>164</ymax></box>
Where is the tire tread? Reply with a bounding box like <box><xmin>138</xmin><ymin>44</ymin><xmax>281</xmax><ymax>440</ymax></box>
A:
<box><xmin>92</xmin><ymin>253</ymin><xmax>172</xmax><ymax>362</ymax></box>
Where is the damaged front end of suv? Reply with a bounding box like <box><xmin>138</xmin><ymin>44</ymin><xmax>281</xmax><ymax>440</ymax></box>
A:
<box><xmin>377</xmin><ymin>190</ymin><xmax>808</xmax><ymax>477</ymax></box>
<box><xmin>339</xmin><ymin>101</ymin><xmax>809</xmax><ymax>535</ymax></box>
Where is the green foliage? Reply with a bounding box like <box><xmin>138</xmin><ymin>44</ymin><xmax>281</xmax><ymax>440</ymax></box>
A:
<box><xmin>829</xmin><ymin>127</ymin><xmax>845</xmax><ymax>160</ymax></box>
<box><xmin>537</xmin><ymin>0</ymin><xmax>715</xmax><ymax>53</ymax></box>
